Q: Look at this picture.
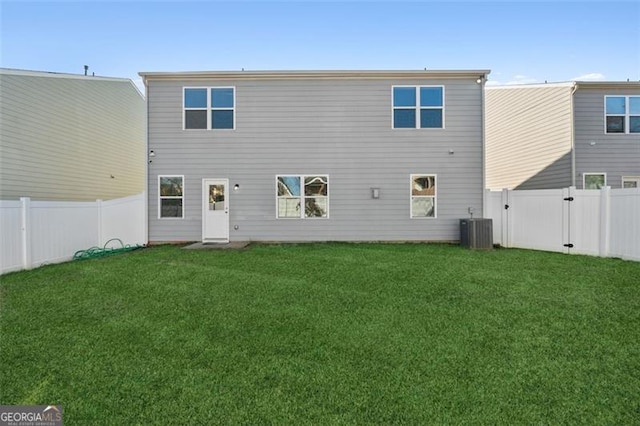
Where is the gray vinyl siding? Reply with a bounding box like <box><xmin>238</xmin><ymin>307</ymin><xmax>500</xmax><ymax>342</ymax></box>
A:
<box><xmin>0</xmin><ymin>71</ymin><xmax>145</xmax><ymax>201</ymax></box>
<box><xmin>147</xmin><ymin>77</ymin><xmax>484</xmax><ymax>242</ymax></box>
<box><xmin>574</xmin><ymin>87</ymin><xmax>640</xmax><ymax>189</ymax></box>
<box><xmin>485</xmin><ymin>85</ymin><xmax>573</xmax><ymax>190</ymax></box>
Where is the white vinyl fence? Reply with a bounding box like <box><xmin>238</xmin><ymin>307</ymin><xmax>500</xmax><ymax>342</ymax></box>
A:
<box><xmin>486</xmin><ymin>187</ymin><xmax>640</xmax><ymax>261</ymax></box>
<box><xmin>0</xmin><ymin>193</ymin><xmax>146</xmax><ymax>274</ymax></box>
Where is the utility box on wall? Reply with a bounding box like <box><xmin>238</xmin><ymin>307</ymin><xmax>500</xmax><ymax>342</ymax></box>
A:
<box><xmin>460</xmin><ymin>218</ymin><xmax>493</xmax><ymax>249</ymax></box>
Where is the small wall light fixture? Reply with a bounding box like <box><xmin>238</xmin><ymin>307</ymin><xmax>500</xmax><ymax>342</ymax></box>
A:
<box><xmin>448</xmin><ymin>149</ymin><xmax>455</xmax><ymax>155</ymax></box>
<box><xmin>371</xmin><ymin>188</ymin><xmax>380</xmax><ymax>199</ymax></box>
<box><xmin>233</xmin><ymin>184</ymin><xmax>240</xmax><ymax>191</ymax></box>
<box><xmin>149</xmin><ymin>150</ymin><xmax>155</xmax><ymax>157</ymax></box>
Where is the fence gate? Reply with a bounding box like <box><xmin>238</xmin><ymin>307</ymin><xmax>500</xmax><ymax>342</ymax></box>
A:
<box><xmin>488</xmin><ymin>186</ymin><xmax>639</xmax><ymax>260</ymax></box>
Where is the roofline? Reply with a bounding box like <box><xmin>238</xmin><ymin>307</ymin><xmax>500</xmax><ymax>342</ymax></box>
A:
<box><xmin>487</xmin><ymin>80</ymin><xmax>640</xmax><ymax>90</ymax></box>
<box><xmin>574</xmin><ymin>80</ymin><xmax>640</xmax><ymax>90</ymax></box>
<box><xmin>139</xmin><ymin>69</ymin><xmax>491</xmax><ymax>81</ymax></box>
<box><xmin>0</xmin><ymin>67</ymin><xmax>145</xmax><ymax>99</ymax></box>
<box><xmin>0</xmin><ymin>67</ymin><xmax>133</xmax><ymax>83</ymax></box>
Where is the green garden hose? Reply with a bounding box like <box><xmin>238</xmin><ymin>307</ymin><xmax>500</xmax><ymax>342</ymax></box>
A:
<box><xmin>73</xmin><ymin>238</ymin><xmax>144</xmax><ymax>260</ymax></box>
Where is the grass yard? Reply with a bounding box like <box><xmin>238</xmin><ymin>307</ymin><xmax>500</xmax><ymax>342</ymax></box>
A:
<box><xmin>1</xmin><ymin>243</ymin><xmax>639</xmax><ymax>424</ymax></box>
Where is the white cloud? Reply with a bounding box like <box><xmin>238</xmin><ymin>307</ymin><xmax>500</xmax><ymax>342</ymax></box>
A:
<box><xmin>570</xmin><ymin>72</ymin><xmax>606</xmax><ymax>81</ymax></box>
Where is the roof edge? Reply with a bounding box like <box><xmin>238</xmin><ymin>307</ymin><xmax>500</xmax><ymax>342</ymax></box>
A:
<box><xmin>487</xmin><ymin>80</ymin><xmax>640</xmax><ymax>90</ymax></box>
<box><xmin>0</xmin><ymin>67</ymin><xmax>133</xmax><ymax>83</ymax></box>
<box><xmin>139</xmin><ymin>69</ymin><xmax>491</xmax><ymax>81</ymax></box>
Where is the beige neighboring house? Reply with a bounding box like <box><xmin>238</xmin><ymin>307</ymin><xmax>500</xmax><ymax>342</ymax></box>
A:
<box><xmin>486</xmin><ymin>81</ymin><xmax>640</xmax><ymax>190</ymax></box>
<box><xmin>0</xmin><ymin>68</ymin><xmax>145</xmax><ymax>201</ymax></box>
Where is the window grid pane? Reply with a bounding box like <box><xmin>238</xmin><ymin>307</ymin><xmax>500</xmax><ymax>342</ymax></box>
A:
<box><xmin>394</xmin><ymin>109</ymin><xmax>416</xmax><ymax>128</ymax></box>
<box><xmin>184</xmin><ymin>89</ymin><xmax>207</xmax><ymax>108</ymax></box>
<box><xmin>606</xmin><ymin>116</ymin><xmax>625</xmax><ymax>133</ymax></box>
<box><xmin>212</xmin><ymin>110</ymin><xmax>234</xmax><ymax>129</ymax></box>
<box><xmin>420</xmin><ymin>87</ymin><xmax>443</xmax><ymax>107</ymax></box>
<box><xmin>606</xmin><ymin>97</ymin><xmax>626</xmax><ymax>114</ymax></box>
<box><xmin>629</xmin><ymin>97</ymin><xmax>640</xmax><ymax>114</ymax></box>
<box><xmin>393</xmin><ymin>87</ymin><xmax>416</xmax><ymax>107</ymax></box>
<box><xmin>211</xmin><ymin>88</ymin><xmax>234</xmax><ymax>108</ymax></box>
<box><xmin>420</xmin><ymin>109</ymin><xmax>443</xmax><ymax>128</ymax></box>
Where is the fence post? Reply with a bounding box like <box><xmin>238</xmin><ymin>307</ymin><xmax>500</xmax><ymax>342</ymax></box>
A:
<box><xmin>501</xmin><ymin>188</ymin><xmax>510</xmax><ymax>247</ymax></box>
<box><xmin>599</xmin><ymin>186</ymin><xmax>610</xmax><ymax>257</ymax></box>
<box><xmin>20</xmin><ymin>197</ymin><xmax>32</xmax><ymax>269</ymax></box>
<box><xmin>96</xmin><ymin>199</ymin><xmax>103</xmax><ymax>247</ymax></box>
<box><xmin>562</xmin><ymin>187</ymin><xmax>573</xmax><ymax>254</ymax></box>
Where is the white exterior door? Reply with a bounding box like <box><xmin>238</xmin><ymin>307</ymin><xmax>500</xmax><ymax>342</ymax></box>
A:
<box><xmin>202</xmin><ymin>179</ymin><xmax>229</xmax><ymax>242</ymax></box>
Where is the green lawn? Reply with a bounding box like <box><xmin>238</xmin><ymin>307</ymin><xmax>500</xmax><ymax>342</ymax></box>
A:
<box><xmin>1</xmin><ymin>243</ymin><xmax>639</xmax><ymax>424</ymax></box>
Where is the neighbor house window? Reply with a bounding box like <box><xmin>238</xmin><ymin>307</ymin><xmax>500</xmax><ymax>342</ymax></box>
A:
<box><xmin>605</xmin><ymin>96</ymin><xmax>639</xmax><ymax>134</ymax></box>
<box><xmin>184</xmin><ymin>87</ymin><xmax>235</xmax><ymax>130</ymax></box>
<box><xmin>622</xmin><ymin>176</ymin><xmax>640</xmax><ymax>188</ymax></box>
<box><xmin>393</xmin><ymin>86</ymin><xmax>444</xmax><ymax>129</ymax></box>
<box><xmin>159</xmin><ymin>175</ymin><xmax>184</xmax><ymax>218</ymax></box>
<box><xmin>583</xmin><ymin>173</ymin><xmax>606</xmax><ymax>190</ymax></box>
<box><xmin>410</xmin><ymin>174</ymin><xmax>437</xmax><ymax>218</ymax></box>
<box><xmin>277</xmin><ymin>175</ymin><xmax>329</xmax><ymax>218</ymax></box>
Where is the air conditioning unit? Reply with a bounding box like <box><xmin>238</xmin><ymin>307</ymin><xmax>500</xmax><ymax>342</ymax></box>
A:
<box><xmin>460</xmin><ymin>218</ymin><xmax>493</xmax><ymax>249</ymax></box>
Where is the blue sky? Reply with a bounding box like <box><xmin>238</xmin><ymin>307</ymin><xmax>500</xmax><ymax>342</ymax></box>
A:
<box><xmin>1</xmin><ymin>1</ymin><xmax>639</xmax><ymax>91</ymax></box>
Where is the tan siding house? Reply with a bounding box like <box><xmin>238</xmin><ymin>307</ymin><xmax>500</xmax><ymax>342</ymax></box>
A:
<box><xmin>486</xmin><ymin>81</ymin><xmax>640</xmax><ymax>190</ymax></box>
<box><xmin>0</xmin><ymin>68</ymin><xmax>145</xmax><ymax>201</ymax></box>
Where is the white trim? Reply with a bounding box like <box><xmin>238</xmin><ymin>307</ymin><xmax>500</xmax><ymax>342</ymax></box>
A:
<box><xmin>183</xmin><ymin>86</ymin><xmax>236</xmax><ymax>130</ymax></box>
<box><xmin>583</xmin><ymin>172</ymin><xmax>607</xmax><ymax>190</ymax></box>
<box><xmin>604</xmin><ymin>95</ymin><xmax>640</xmax><ymax>134</ymax></box>
<box><xmin>622</xmin><ymin>176</ymin><xmax>640</xmax><ymax>188</ymax></box>
<box><xmin>158</xmin><ymin>175</ymin><xmax>185</xmax><ymax>219</ymax></box>
<box><xmin>141</xmin><ymin>70</ymin><xmax>491</xmax><ymax>81</ymax></box>
<box><xmin>410</xmin><ymin>174</ymin><xmax>437</xmax><ymax>219</ymax></box>
<box><xmin>392</xmin><ymin>85</ymin><xmax>445</xmax><ymax>129</ymax></box>
<box><xmin>275</xmin><ymin>175</ymin><xmax>330</xmax><ymax>219</ymax></box>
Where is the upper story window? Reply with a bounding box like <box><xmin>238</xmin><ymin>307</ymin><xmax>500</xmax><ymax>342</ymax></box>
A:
<box><xmin>184</xmin><ymin>87</ymin><xmax>235</xmax><ymax>130</ymax></box>
<box><xmin>605</xmin><ymin>95</ymin><xmax>639</xmax><ymax>134</ymax></box>
<box><xmin>393</xmin><ymin>86</ymin><xmax>444</xmax><ymax>129</ymax></box>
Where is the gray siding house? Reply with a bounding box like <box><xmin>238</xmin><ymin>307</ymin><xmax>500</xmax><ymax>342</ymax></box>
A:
<box><xmin>0</xmin><ymin>68</ymin><xmax>146</xmax><ymax>201</ymax></box>
<box><xmin>140</xmin><ymin>70</ymin><xmax>489</xmax><ymax>243</ymax></box>
<box><xmin>486</xmin><ymin>81</ymin><xmax>640</xmax><ymax>190</ymax></box>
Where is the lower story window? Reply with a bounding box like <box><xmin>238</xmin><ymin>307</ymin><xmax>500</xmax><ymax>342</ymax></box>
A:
<box><xmin>622</xmin><ymin>176</ymin><xmax>640</xmax><ymax>188</ymax></box>
<box><xmin>277</xmin><ymin>175</ymin><xmax>329</xmax><ymax>218</ymax></box>
<box><xmin>583</xmin><ymin>173</ymin><xmax>606</xmax><ymax>190</ymax></box>
<box><xmin>411</xmin><ymin>174</ymin><xmax>436</xmax><ymax>218</ymax></box>
<box><xmin>159</xmin><ymin>175</ymin><xmax>184</xmax><ymax>218</ymax></box>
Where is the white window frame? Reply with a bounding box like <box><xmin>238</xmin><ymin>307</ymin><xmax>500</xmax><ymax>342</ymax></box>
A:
<box><xmin>622</xmin><ymin>176</ymin><xmax>640</xmax><ymax>188</ymax></box>
<box><xmin>276</xmin><ymin>175</ymin><xmax>330</xmax><ymax>219</ymax></box>
<box><xmin>583</xmin><ymin>172</ymin><xmax>607</xmax><ymax>190</ymax></box>
<box><xmin>183</xmin><ymin>86</ymin><xmax>236</xmax><ymax>130</ymax></box>
<box><xmin>392</xmin><ymin>85</ymin><xmax>445</xmax><ymax>129</ymax></box>
<box><xmin>604</xmin><ymin>95</ymin><xmax>639</xmax><ymax>134</ymax></box>
<box><xmin>410</xmin><ymin>174</ymin><xmax>437</xmax><ymax>218</ymax></box>
<box><xmin>158</xmin><ymin>175</ymin><xmax>185</xmax><ymax>219</ymax></box>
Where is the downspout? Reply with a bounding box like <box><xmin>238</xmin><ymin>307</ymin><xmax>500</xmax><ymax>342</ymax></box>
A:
<box><xmin>143</xmin><ymin>76</ymin><xmax>149</xmax><ymax>245</ymax></box>
<box><xmin>570</xmin><ymin>82</ymin><xmax>578</xmax><ymax>187</ymax></box>
<box><xmin>480</xmin><ymin>74</ymin><xmax>488</xmax><ymax>217</ymax></box>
